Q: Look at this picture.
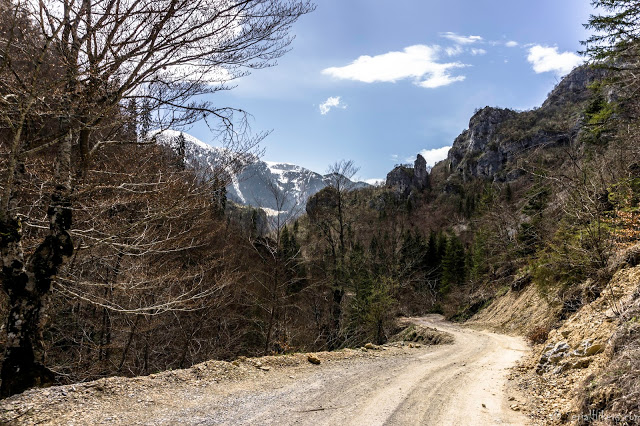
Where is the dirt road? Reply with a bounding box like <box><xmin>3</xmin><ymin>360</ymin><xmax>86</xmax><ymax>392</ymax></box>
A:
<box><xmin>2</xmin><ymin>315</ymin><xmax>529</xmax><ymax>425</ymax></box>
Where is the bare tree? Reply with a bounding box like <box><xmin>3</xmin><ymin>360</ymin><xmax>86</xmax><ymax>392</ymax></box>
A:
<box><xmin>248</xmin><ymin>178</ymin><xmax>306</xmax><ymax>354</ymax></box>
<box><xmin>0</xmin><ymin>0</ymin><xmax>314</xmax><ymax>396</ymax></box>
<box><xmin>306</xmin><ymin>160</ymin><xmax>358</xmax><ymax>348</ymax></box>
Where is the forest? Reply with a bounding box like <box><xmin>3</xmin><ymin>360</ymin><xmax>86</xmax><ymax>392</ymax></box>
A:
<box><xmin>1</xmin><ymin>2</ymin><xmax>640</xmax><ymax>422</ymax></box>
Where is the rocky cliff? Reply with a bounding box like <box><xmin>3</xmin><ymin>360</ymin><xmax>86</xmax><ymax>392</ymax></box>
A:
<box><xmin>386</xmin><ymin>154</ymin><xmax>430</xmax><ymax>196</ymax></box>
<box><xmin>443</xmin><ymin>65</ymin><xmax>606</xmax><ymax>183</ymax></box>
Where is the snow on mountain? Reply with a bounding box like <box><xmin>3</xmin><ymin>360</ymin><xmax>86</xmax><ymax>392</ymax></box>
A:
<box><xmin>151</xmin><ymin>129</ymin><xmax>254</xmax><ymax>175</ymax></box>
<box><xmin>152</xmin><ymin>130</ymin><xmax>369</xmax><ymax>217</ymax></box>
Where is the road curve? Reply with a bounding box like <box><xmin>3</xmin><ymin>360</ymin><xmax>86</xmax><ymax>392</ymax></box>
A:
<box><xmin>170</xmin><ymin>315</ymin><xmax>528</xmax><ymax>425</ymax></box>
<box><xmin>223</xmin><ymin>315</ymin><xmax>530</xmax><ymax>426</ymax></box>
<box><xmin>5</xmin><ymin>315</ymin><xmax>529</xmax><ymax>425</ymax></box>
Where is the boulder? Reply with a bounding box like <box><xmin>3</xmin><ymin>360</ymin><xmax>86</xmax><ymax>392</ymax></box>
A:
<box><xmin>307</xmin><ymin>355</ymin><xmax>321</xmax><ymax>365</ymax></box>
<box><xmin>537</xmin><ymin>341</ymin><xmax>571</xmax><ymax>374</ymax></box>
<box><xmin>571</xmin><ymin>359</ymin><xmax>591</xmax><ymax>369</ymax></box>
<box><xmin>585</xmin><ymin>343</ymin><xmax>605</xmax><ymax>356</ymax></box>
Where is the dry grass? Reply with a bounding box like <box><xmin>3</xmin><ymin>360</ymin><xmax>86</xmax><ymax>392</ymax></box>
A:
<box><xmin>579</xmin><ymin>285</ymin><xmax>640</xmax><ymax>424</ymax></box>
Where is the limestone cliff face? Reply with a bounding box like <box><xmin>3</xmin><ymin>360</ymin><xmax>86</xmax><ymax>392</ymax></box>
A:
<box><xmin>447</xmin><ymin>107</ymin><xmax>518</xmax><ymax>180</ymax></box>
<box><xmin>386</xmin><ymin>154</ymin><xmax>429</xmax><ymax>196</ymax></box>
<box><xmin>444</xmin><ymin>65</ymin><xmax>606</xmax><ymax>183</ymax></box>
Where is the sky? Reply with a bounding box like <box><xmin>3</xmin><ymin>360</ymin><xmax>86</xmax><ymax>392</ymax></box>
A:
<box><xmin>189</xmin><ymin>0</ymin><xmax>596</xmax><ymax>183</ymax></box>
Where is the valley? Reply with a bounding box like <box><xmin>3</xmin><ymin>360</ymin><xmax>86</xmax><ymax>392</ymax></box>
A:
<box><xmin>2</xmin><ymin>0</ymin><xmax>640</xmax><ymax>423</ymax></box>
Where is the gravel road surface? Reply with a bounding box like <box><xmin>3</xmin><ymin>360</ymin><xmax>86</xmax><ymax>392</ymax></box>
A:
<box><xmin>0</xmin><ymin>315</ymin><xmax>529</xmax><ymax>425</ymax></box>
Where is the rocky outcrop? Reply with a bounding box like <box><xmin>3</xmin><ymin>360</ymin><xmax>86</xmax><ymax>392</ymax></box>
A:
<box><xmin>535</xmin><ymin>339</ymin><xmax>605</xmax><ymax>375</ymax></box>
<box><xmin>444</xmin><ymin>65</ymin><xmax>606</xmax><ymax>183</ymax></box>
<box><xmin>446</xmin><ymin>106</ymin><xmax>575</xmax><ymax>182</ymax></box>
<box><xmin>541</xmin><ymin>65</ymin><xmax>608</xmax><ymax>110</ymax></box>
<box><xmin>414</xmin><ymin>154</ymin><xmax>428</xmax><ymax>184</ymax></box>
<box><xmin>447</xmin><ymin>107</ymin><xmax>517</xmax><ymax>180</ymax></box>
<box><xmin>386</xmin><ymin>154</ymin><xmax>429</xmax><ymax>196</ymax></box>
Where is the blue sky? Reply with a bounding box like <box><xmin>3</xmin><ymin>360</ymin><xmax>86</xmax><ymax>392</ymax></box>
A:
<box><xmin>190</xmin><ymin>0</ymin><xmax>595</xmax><ymax>183</ymax></box>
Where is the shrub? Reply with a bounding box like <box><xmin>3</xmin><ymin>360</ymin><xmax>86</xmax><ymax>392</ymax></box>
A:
<box><xmin>527</xmin><ymin>326</ymin><xmax>550</xmax><ymax>345</ymax></box>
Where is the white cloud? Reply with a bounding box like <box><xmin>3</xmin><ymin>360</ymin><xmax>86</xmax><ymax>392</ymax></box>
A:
<box><xmin>413</xmin><ymin>146</ymin><xmax>451</xmax><ymax>167</ymax></box>
<box><xmin>505</xmin><ymin>40</ymin><xmax>519</xmax><ymax>48</ymax></box>
<box><xmin>470</xmin><ymin>48</ymin><xmax>487</xmax><ymax>56</ymax></box>
<box><xmin>440</xmin><ymin>32</ymin><xmax>483</xmax><ymax>44</ymax></box>
<box><xmin>527</xmin><ymin>45</ymin><xmax>583</xmax><ymax>76</ymax></box>
<box><xmin>319</xmin><ymin>96</ymin><xmax>347</xmax><ymax>115</ymax></box>
<box><xmin>322</xmin><ymin>45</ymin><xmax>466</xmax><ymax>89</ymax></box>
<box><xmin>418</xmin><ymin>74</ymin><xmax>465</xmax><ymax>89</ymax></box>
<box><xmin>445</xmin><ymin>45</ymin><xmax>464</xmax><ymax>57</ymax></box>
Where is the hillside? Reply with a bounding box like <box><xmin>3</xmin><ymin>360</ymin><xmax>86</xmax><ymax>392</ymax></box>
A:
<box><xmin>6</xmin><ymin>0</ymin><xmax>640</xmax><ymax>422</ymax></box>
<box><xmin>299</xmin><ymin>63</ymin><xmax>640</xmax><ymax>422</ymax></box>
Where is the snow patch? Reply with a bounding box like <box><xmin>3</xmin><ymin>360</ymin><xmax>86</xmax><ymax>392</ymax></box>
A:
<box><xmin>261</xmin><ymin>207</ymin><xmax>287</xmax><ymax>217</ymax></box>
<box><xmin>230</xmin><ymin>175</ymin><xmax>246</xmax><ymax>204</ymax></box>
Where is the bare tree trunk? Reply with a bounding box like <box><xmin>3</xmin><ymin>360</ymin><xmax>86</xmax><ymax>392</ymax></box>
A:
<box><xmin>118</xmin><ymin>315</ymin><xmax>140</xmax><ymax>373</ymax></box>
<box><xmin>329</xmin><ymin>288</ymin><xmax>344</xmax><ymax>350</ymax></box>
<box><xmin>264</xmin><ymin>306</ymin><xmax>276</xmax><ymax>355</ymax></box>
<box><xmin>0</xmin><ymin>133</ymin><xmax>74</xmax><ymax>397</ymax></box>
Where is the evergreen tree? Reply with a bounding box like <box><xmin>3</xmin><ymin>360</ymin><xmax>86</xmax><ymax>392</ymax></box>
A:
<box><xmin>210</xmin><ymin>176</ymin><xmax>227</xmax><ymax>217</ymax></box>
<box><xmin>126</xmin><ymin>99</ymin><xmax>138</xmax><ymax>140</ymax></box>
<box><xmin>582</xmin><ymin>1</ymin><xmax>640</xmax><ymax>116</ymax></box>
<box><xmin>424</xmin><ymin>231</ymin><xmax>441</xmax><ymax>280</ymax></box>
<box><xmin>505</xmin><ymin>183</ymin><xmax>513</xmax><ymax>202</ymax></box>
<box><xmin>583</xmin><ymin>1</ymin><xmax>640</xmax><ymax>65</ymax></box>
<box><xmin>436</xmin><ymin>231</ymin><xmax>448</xmax><ymax>264</ymax></box>
<box><xmin>364</xmin><ymin>279</ymin><xmax>396</xmax><ymax>344</ymax></box>
<box><xmin>470</xmin><ymin>230</ymin><xmax>488</xmax><ymax>282</ymax></box>
<box><xmin>175</xmin><ymin>133</ymin><xmax>186</xmax><ymax>169</ymax></box>
<box><xmin>280</xmin><ymin>226</ymin><xmax>307</xmax><ymax>294</ymax></box>
<box><xmin>441</xmin><ymin>234</ymin><xmax>466</xmax><ymax>291</ymax></box>
<box><xmin>140</xmin><ymin>98</ymin><xmax>152</xmax><ymax>139</ymax></box>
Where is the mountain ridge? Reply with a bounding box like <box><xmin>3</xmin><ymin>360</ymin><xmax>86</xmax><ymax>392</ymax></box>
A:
<box><xmin>153</xmin><ymin>130</ymin><xmax>370</xmax><ymax>217</ymax></box>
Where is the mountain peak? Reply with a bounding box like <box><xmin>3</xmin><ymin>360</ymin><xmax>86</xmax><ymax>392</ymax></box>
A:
<box><xmin>155</xmin><ymin>130</ymin><xmax>369</xmax><ymax>218</ymax></box>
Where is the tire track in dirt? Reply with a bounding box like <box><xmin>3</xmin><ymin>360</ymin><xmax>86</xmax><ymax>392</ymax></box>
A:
<box><xmin>0</xmin><ymin>315</ymin><xmax>529</xmax><ymax>425</ymax></box>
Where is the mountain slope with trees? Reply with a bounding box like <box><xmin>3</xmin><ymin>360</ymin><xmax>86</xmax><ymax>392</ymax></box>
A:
<box><xmin>1</xmin><ymin>0</ymin><xmax>640</xmax><ymax>423</ymax></box>
<box><xmin>0</xmin><ymin>0</ymin><xmax>314</xmax><ymax>397</ymax></box>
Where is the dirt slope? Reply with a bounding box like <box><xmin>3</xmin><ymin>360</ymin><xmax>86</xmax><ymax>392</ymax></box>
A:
<box><xmin>0</xmin><ymin>316</ymin><xmax>529</xmax><ymax>425</ymax></box>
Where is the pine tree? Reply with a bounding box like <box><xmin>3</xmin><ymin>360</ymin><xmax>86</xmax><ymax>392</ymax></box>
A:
<box><xmin>441</xmin><ymin>234</ymin><xmax>466</xmax><ymax>291</ymax></box>
<box><xmin>126</xmin><ymin>99</ymin><xmax>138</xmax><ymax>140</ymax></box>
<box><xmin>424</xmin><ymin>231</ymin><xmax>440</xmax><ymax>279</ymax></box>
<box><xmin>175</xmin><ymin>133</ymin><xmax>186</xmax><ymax>169</ymax></box>
<box><xmin>582</xmin><ymin>1</ymin><xmax>640</xmax><ymax>115</ymax></box>
<box><xmin>140</xmin><ymin>99</ymin><xmax>152</xmax><ymax>139</ymax></box>
<box><xmin>211</xmin><ymin>176</ymin><xmax>227</xmax><ymax>217</ymax></box>
<box><xmin>583</xmin><ymin>1</ymin><xmax>640</xmax><ymax>64</ymax></box>
<box><xmin>470</xmin><ymin>230</ymin><xmax>488</xmax><ymax>282</ymax></box>
<box><xmin>505</xmin><ymin>183</ymin><xmax>513</xmax><ymax>202</ymax></box>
